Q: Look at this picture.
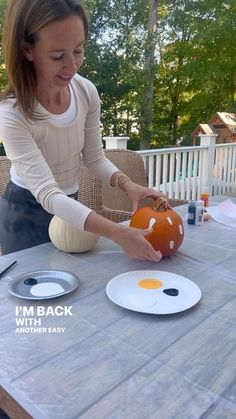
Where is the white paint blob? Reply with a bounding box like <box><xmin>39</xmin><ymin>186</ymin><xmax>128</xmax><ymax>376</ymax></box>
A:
<box><xmin>30</xmin><ymin>282</ymin><xmax>65</xmax><ymax>297</ymax></box>
<box><xmin>169</xmin><ymin>240</ymin><xmax>174</xmax><ymax>249</ymax></box>
<box><xmin>179</xmin><ymin>224</ymin><xmax>183</xmax><ymax>235</ymax></box>
<box><xmin>148</xmin><ymin>217</ymin><xmax>156</xmax><ymax>229</ymax></box>
<box><xmin>127</xmin><ymin>292</ymin><xmax>156</xmax><ymax>308</ymax></box>
<box><xmin>167</xmin><ymin>217</ymin><xmax>173</xmax><ymax>225</ymax></box>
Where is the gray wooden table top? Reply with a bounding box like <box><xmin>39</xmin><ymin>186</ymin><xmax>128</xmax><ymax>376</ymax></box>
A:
<box><xmin>0</xmin><ymin>196</ymin><xmax>236</xmax><ymax>419</ymax></box>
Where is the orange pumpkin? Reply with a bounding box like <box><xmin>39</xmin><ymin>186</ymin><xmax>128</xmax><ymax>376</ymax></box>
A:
<box><xmin>129</xmin><ymin>197</ymin><xmax>184</xmax><ymax>257</ymax></box>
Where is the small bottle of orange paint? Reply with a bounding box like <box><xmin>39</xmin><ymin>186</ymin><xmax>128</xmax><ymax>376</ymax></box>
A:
<box><xmin>200</xmin><ymin>187</ymin><xmax>209</xmax><ymax>208</ymax></box>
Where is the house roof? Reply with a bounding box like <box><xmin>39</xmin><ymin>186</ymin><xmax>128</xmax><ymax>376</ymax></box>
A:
<box><xmin>192</xmin><ymin>112</ymin><xmax>236</xmax><ymax>138</ymax></box>
<box><xmin>199</xmin><ymin>124</ymin><xmax>215</xmax><ymax>134</ymax></box>
<box><xmin>214</xmin><ymin>112</ymin><xmax>236</xmax><ymax>129</ymax></box>
<box><xmin>191</xmin><ymin>124</ymin><xmax>217</xmax><ymax>138</ymax></box>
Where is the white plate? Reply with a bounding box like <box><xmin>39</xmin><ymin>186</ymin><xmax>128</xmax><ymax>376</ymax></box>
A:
<box><xmin>8</xmin><ymin>270</ymin><xmax>80</xmax><ymax>300</ymax></box>
<box><xmin>106</xmin><ymin>270</ymin><xmax>201</xmax><ymax>314</ymax></box>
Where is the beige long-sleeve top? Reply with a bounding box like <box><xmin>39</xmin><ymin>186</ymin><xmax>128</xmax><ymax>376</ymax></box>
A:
<box><xmin>0</xmin><ymin>74</ymin><xmax>118</xmax><ymax>230</ymax></box>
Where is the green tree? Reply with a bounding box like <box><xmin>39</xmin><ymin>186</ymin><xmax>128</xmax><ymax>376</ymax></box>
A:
<box><xmin>152</xmin><ymin>0</ymin><xmax>236</xmax><ymax>146</ymax></box>
<box><xmin>139</xmin><ymin>0</ymin><xmax>160</xmax><ymax>149</ymax></box>
<box><xmin>82</xmin><ymin>0</ymin><xmax>148</xmax><ymax>146</ymax></box>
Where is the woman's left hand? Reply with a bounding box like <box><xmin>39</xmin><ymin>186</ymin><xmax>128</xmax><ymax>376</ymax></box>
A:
<box><xmin>124</xmin><ymin>182</ymin><xmax>170</xmax><ymax>213</ymax></box>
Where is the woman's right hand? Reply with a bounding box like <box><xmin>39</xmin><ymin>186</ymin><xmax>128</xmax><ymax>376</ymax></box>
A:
<box><xmin>84</xmin><ymin>211</ymin><xmax>162</xmax><ymax>262</ymax></box>
<box><xmin>112</xmin><ymin>225</ymin><xmax>162</xmax><ymax>262</ymax></box>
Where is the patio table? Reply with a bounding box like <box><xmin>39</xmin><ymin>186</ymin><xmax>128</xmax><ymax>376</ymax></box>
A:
<box><xmin>0</xmin><ymin>196</ymin><xmax>236</xmax><ymax>419</ymax></box>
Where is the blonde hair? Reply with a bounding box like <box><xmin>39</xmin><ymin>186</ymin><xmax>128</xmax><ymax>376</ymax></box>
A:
<box><xmin>1</xmin><ymin>0</ymin><xmax>88</xmax><ymax>120</ymax></box>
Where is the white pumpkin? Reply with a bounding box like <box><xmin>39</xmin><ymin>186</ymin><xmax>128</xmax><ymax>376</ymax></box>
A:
<box><xmin>48</xmin><ymin>216</ymin><xmax>99</xmax><ymax>253</ymax></box>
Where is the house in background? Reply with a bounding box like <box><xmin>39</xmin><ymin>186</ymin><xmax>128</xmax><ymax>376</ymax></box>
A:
<box><xmin>191</xmin><ymin>112</ymin><xmax>236</xmax><ymax>145</ymax></box>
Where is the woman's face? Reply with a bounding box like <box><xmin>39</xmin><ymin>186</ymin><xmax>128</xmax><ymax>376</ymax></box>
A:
<box><xmin>24</xmin><ymin>15</ymin><xmax>85</xmax><ymax>90</ymax></box>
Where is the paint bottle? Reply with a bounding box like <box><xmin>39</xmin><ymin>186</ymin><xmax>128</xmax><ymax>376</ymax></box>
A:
<box><xmin>200</xmin><ymin>187</ymin><xmax>209</xmax><ymax>207</ymax></box>
<box><xmin>196</xmin><ymin>200</ymin><xmax>204</xmax><ymax>225</ymax></box>
<box><xmin>187</xmin><ymin>201</ymin><xmax>196</xmax><ymax>225</ymax></box>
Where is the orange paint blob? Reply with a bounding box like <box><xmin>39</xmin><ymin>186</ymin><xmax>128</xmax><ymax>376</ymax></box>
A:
<box><xmin>138</xmin><ymin>279</ymin><xmax>163</xmax><ymax>289</ymax></box>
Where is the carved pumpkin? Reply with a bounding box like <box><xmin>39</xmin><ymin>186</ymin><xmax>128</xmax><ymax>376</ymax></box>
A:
<box><xmin>129</xmin><ymin>197</ymin><xmax>184</xmax><ymax>257</ymax></box>
<box><xmin>48</xmin><ymin>216</ymin><xmax>99</xmax><ymax>253</ymax></box>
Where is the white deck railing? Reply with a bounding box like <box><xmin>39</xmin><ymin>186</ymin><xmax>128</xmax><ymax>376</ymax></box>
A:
<box><xmin>104</xmin><ymin>134</ymin><xmax>236</xmax><ymax>200</ymax></box>
<box><xmin>137</xmin><ymin>145</ymin><xmax>206</xmax><ymax>201</ymax></box>
<box><xmin>137</xmin><ymin>136</ymin><xmax>236</xmax><ymax>200</ymax></box>
<box><xmin>213</xmin><ymin>143</ymin><xmax>236</xmax><ymax>196</ymax></box>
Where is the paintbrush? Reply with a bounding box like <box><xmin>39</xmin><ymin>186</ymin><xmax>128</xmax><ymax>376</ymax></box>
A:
<box><xmin>0</xmin><ymin>260</ymin><xmax>17</xmax><ymax>279</ymax></box>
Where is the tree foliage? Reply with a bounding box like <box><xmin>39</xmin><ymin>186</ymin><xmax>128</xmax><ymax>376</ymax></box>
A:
<box><xmin>82</xmin><ymin>0</ymin><xmax>236</xmax><ymax>148</ymax></box>
<box><xmin>82</xmin><ymin>0</ymin><xmax>147</xmax><ymax>146</ymax></box>
<box><xmin>153</xmin><ymin>0</ymin><xmax>236</xmax><ymax>146</ymax></box>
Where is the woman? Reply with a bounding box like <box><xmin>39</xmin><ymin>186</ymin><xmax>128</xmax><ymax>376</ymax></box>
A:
<box><xmin>0</xmin><ymin>0</ymin><xmax>164</xmax><ymax>261</ymax></box>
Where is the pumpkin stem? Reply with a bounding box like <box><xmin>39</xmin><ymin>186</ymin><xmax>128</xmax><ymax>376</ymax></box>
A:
<box><xmin>153</xmin><ymin>197</ymin><xmax>168</xmax><ymax>212</ymax></box>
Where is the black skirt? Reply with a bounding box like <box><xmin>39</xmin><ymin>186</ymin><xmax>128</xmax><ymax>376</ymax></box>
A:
<box><xmin>0</xmin><ymin>181</ymin><xmax>77</xmax><ymax>255</ymax></box>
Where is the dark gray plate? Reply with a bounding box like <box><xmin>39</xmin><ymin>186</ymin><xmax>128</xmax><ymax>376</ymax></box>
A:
<box><xmin>8</xmin><ymin>270</ymin><xmax>80</xmax><ymax>300</ymax></box>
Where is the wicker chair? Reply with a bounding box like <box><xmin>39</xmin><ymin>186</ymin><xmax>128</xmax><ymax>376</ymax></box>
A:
<box><xmin>0</xmin><ymin>156</ymin><xmax>11</xmax><ymax>196</ymax></box>
<box><xmin>99</xmin><ymin>149</ymin><xmax>188</xmax><ymax>222</ymax></box>
<box><xmin>0</xmin><ymin>155</ymin><xmax>102</xmax><ymax>212</ymax></box>
<box><xmin>0</xmin><ymin>152</ymin><xmax>187</xmax><ymax>224</ymax></box>
<box><xmin>78</xmin><ymin>160</ymin><xmax>103</xmax><ymax>214</ymax></box>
